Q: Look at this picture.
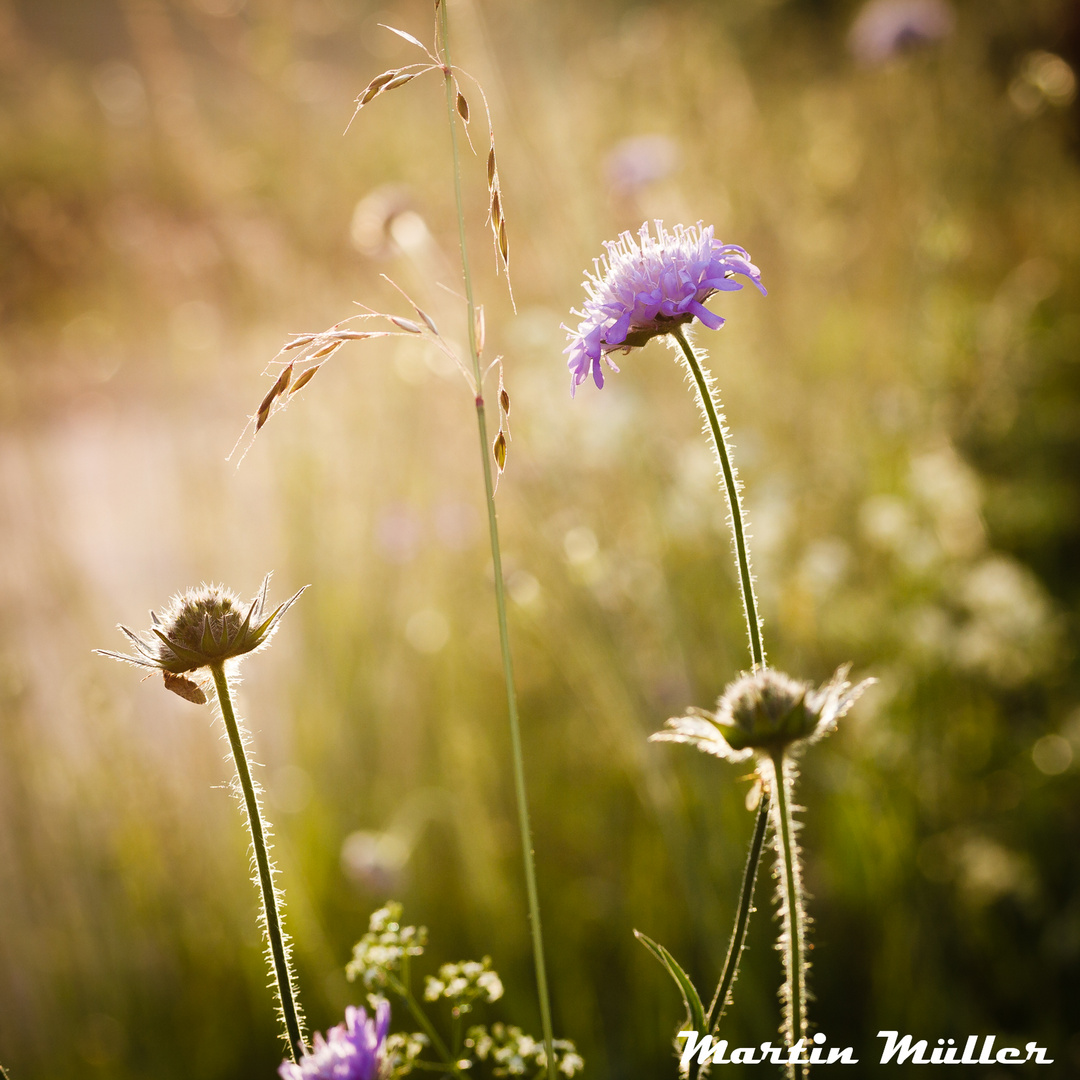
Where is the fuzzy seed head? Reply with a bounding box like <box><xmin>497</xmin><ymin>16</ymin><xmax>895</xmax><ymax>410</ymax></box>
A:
<box><xmin>154</xmin><ymin>585</ymin><xmax>246</xmax><ymax>670</ymax></box>
<box><xmin>651</xmin><ymin>664</ymin><xmax>873</xmax><ymax>762</ymax></box>
<box><xmin>97</xmin><ymin>573</ymin><xmax>307</xmax><ymax>686</ymax></box>
<box><xmin>719</xmin><ymin>669</ymin><xmax>815</xmax><ymax>751</ymax></box>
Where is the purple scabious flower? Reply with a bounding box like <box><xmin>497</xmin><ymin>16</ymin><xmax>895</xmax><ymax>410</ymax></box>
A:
<box><xmin>563</xmin><ymin>220</ymin><xmax>765</xmax><ymax>395</ymax></box>
<box><xmin>279</xmin><ymin>1001</ymin><xmax>390</xmax><ymax>1080</ymax></box>
<box><xmin>604</xmin><ymin>135</ymin><xmax>677</xmax><ymax>195</ymax></box>
<box><xmin>848</xmin><ymin>0</ymin><xmax>954</xmax><ymax>66</ymax></box>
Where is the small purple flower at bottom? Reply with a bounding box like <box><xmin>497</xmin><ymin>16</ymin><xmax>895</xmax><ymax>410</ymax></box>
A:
<box><xmin>848</xmin><ymin>0</ymin><xmax>954</xmax><ymax>65</ymax></box>
<box><xmin>563</xmin><ymin>220</ymin><xmax>765</xmax><ymax>395</ymax></box>
<box><xmin>280</xmin><ymin>1001</ymin><xmax>390</xmax><ymax>1080</ymax></box>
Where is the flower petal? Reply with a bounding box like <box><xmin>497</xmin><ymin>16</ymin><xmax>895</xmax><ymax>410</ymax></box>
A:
<box><xmin>688</xmin><ymin>300</ymin><xmax>725</xmax><ymax>330</ymax></box>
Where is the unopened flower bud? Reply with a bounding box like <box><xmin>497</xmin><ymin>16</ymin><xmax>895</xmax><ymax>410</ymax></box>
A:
<box><xmin>651</xmin><ymin>664</ymin><xmax>873</xmax><ymax>762</ymax></box>
<box><xmin>97</xmin><ymin>574</ymin><xmax>307</xmax><ymax>697</ymax></box>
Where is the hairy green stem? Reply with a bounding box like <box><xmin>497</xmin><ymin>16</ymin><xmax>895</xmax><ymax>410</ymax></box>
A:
<box><xmin>437</xmin><ymin>7</ymin><xmax>557</xmax><ymax>1079</ymax></box>
<box><xmin>671</xmin><ymin>325</ymin><xmax>764</xmax><ymax>671</ymax></box>
<box><xmin>211</xmin><ymin>663</ymin><xmax>304</xmax><ymax>1063</ymax></box>
<box><xmin>684</xmin><ymin>789</ymin><xmax>771</xmax><ymax>1080</ymax></box>
<box><xmin>673</xmin><ymin>322</ymin><xmax>812</xmax><ymax>1069</ymax></box>
<box><xmin>770</xmin><ymin>752</ymin><xmax>805</xmax><ymax>1079</ymax></box>
<box><xmin>388</xmin><ymin>974</ymin><xmax>465</xmax><ymax>1079</ymax></box>
<box><xmin>706</xmin><ymin>786</ymin><xmax>771</xmax><ymax>1032</ymax></box>
<box><xmin>671</xmin><ymin>323</ymin><xmax>773</xmax><ymax>1056</ymax></box>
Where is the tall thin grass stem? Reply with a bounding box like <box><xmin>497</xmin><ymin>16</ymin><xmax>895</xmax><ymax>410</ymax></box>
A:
<box><xmin>769</xmin><ymin>751</ymin><xmax>806</xmax><ymax>1078</ymax></box>
<box><xmin>210</xmin><ymin>662</ymin><xmax>305</xmax><ymax>1063</ymax></box>
<box><xmin>437</xmin><ymin>7</ymin><xmax>557</xmax><ymax>1079</ymax></box>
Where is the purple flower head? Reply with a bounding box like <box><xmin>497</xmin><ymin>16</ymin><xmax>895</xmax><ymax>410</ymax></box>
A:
<box><xmin>563</xmin><ymin>221</ymin><xmax>765</xmax><ymax>395</ymax></box>
<box><xmin>279</xmin><ymin>1001</ymin><xmax>390</xmax><ymax>1080</ymax></box>
<box><xmin>848</xmin><ymin>0</ymin><xmax>954</xmax><ymax>66</ymax></box>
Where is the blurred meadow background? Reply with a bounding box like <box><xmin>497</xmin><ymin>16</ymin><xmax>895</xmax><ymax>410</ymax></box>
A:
<box><xmin>2</xmin><ymin>0</ymin><xmax>1080</xmax><ymax>1075</ymax></box>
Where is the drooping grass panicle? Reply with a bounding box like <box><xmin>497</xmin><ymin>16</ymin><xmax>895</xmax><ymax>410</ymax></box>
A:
<box><xmin>434</xmin><ymin>2</ymin><xmax>554</xmax><ymax>1074</ymax></box>
<box><xmin>346</xmin><ymin>63</ymin><xmax>436</xmax><ymax>133</ymax></box>
<box><xmin>430</xmin><ymin>17</ymin><xmax>513</xmax><ymax>294</ymax></box>
<box><xmin>242</xmin><ymin>6</ymin><xmax>560</xmax><ymax>1075</ymax></box>
<box><xmin>453</xmin><ymin>76</ymin><xmax>512</xmax><ymax>293</ymax></box>
<box><xmin>231</xmin><ymin>298</ymin><xmax>478</xmax><ymax>464</ymax></box>
<box><xmin>344</xmin><ymin>17</ymin><xmax>514</xmax><ymax>300</ymax></box>
<box><xmin>345</xmin><ymin>20</ymin><xmax>440</xmax><ymax>133</ymax></box>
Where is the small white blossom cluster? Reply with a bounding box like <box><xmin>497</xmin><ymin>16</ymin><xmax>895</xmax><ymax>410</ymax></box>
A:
<box><xmin>424</xmin><ymin>957</ymin><xmax>504</xmax><ymax>1017</ymax></box>
<box><xmin>346</xmin><ymin>903</ymin><xmax>427</xmax><ymax>989</ymax></box>
<box><xmin>382</xmin><ymin>1030</ymin><xmax>429</xmax><ymax>1076</ymax></box>
<box><xmin>466</xmin><ymin>1024</ymin><xmax>585</xmax><ymax>1078</ymax></box>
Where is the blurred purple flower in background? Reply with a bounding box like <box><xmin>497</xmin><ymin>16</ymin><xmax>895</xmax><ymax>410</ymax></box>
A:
<box><xmin>604</xmin><ymin>134</ymin><xmax>677</xmax><ymax>195</ymax></box>
<box><xmin>279</xmin><ymin>1001</ymin><xmax>389</xmax><ymax>1080</ymax></box>
<box><xmin>564</xmin><ymin>221</ymin><xmax>765</xmax><ymax>394</ymax></box>
<box><xmin>376</xmin><ymin>503</ymin><xmax>423</xmax><ymax>565</ymax></box>
<box><xmin>848</xmin><ymin>0</ymin><xmax>954</xmax><ymax>65</ymax></box>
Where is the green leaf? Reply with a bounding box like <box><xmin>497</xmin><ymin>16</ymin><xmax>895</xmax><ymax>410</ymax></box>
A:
<box><xmin>634</xmin><ymin>930</ymin><xmax>706</xmax><ymax>1034</ymax></box>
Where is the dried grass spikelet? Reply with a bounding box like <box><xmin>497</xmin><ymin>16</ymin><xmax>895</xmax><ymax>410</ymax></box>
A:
<box><xmin>233</xmin><ymin>278</ymin><xmax>481</xmax><ymax>463</ymax></box>
<box><xmin>486</xmin><ymin>139</ymin><xmax>511</xmax><ymax>281</ymax></box>
<box><xmin>289</xmin><ymin>365</ymin><xmax>320</xmax><ymax>395</ymax></box>
<box><xmin>230</xmin><ymin>320</ymin><xmax>402</xmax><ymax>460</ymax></box>
<box><xmin>489</xmin><ymin>358</ymin><xmax>511</xmax><ymax>490</ymax></box>
<box><xmin>474</xmin><ymin>304</ymin><xmax>486</xmax><ymax>357</ymax></box>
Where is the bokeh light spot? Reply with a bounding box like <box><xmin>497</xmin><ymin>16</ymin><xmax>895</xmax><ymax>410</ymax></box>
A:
<box><xmin>1032</xmin><ymin>734</ymin><xmax>1073</xmax><ymax>776</ymax></box>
